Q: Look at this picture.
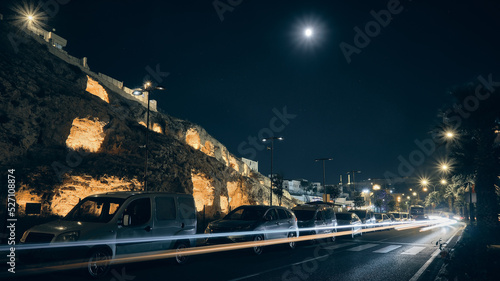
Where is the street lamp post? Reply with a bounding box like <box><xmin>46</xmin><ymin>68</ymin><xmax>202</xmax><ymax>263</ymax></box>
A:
<box><xmin>262</xmin><ymin>137</ymin><xmax>283</xmax><ymax>206</ymax></box>
<box><xmin>315</xmin><ymin>158</ymin><xmax>333</xmax><ymax>202</ymax></box>
<box><xmin>132</xmin><ymin>82</ymin><xmax>165</xmax><ymax>192</ymax></box>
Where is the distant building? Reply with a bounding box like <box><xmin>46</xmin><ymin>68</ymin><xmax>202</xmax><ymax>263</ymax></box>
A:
<box><xmin>28</xmin><ymin>25</ymin><xmax>67</xmax><ymax>50</ymax></box>
<box><xmin>241</xmin><ymin>158</ymin><xmax>258</xmax><ymax>173</ymax></box>
<box><xmin>312</xmin><ymin>182</ymin><xmax>322</xmax><ymax>193</ymax></box>
<box><xmin>283</xmin><ymin>180</ymin><xmax>302</xmax><ymax>194</ymax></box>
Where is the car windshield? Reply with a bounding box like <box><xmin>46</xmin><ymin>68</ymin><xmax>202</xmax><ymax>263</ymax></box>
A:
<box><xmin>64</xmin><ymin>197</ymin><xmax>125</xmax><ymax>223</ymax></box>
<box><xmin>294</xmin><ymin>210</ymin><xmax>315</xmax><ymax>221</ymax></box>
<box><xmin>336</xmin><ymin>213</ymin><xmax>352</xmax><ymax>220</ymax></box>
<box><xmin>391</xmin><ymin>213</ymin><xmax>400</xmax><ymax>218</ymax></box>
<box><xmin>374</xmin><ymin>214</ymin><xmax>383</xmax><ymax>220</ymax></box>
<box><xmin>224</xmin><ymin>207</ymin><xmax>266</xmax><ymax>221</ymax></box>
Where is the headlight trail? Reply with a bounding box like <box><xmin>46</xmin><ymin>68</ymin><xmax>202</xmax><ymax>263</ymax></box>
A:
<box><xmin>1</xmin><ymin>219</ymin><xmax>459</xmax><ymax>278</ymax></box>
<box><xmin>2</xmin><ymin>220</ymin><xmax>449</xmax><ymax>252</ymax></box>
<box><xmin>419</xmin><ymin>219</ymin><xmax>457</xmax><ymax>232</ymax></box>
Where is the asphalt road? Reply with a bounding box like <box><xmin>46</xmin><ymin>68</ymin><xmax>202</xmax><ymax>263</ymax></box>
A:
<box><xmin>6</xmin><ymin>222</ymin><xmax>463</xmax><ymax>281</ymax></box>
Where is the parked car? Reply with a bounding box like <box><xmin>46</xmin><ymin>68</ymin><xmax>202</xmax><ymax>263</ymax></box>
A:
<box><xmin>389</xmin><ymin>212</ymin><xmax>409</xmax><ymax>221</ymax></box>
<box><xmin>336</xmin><ymin>212</ymin><xmax>363</xmax><ymax>238</ymax></box>
<box><xmin>292</xmin><ymin>204</ymin><xmax>337</xmax><ymax>242</ymax></box>
<box><xmin>348</xmin><ymin>209</ymin><xmax>376</xmax><ymax>228</ymax></box>
<box><xmin>20</xmin><ymin>192</ymin><xmax>197</xmax><ymax>278</ymax></box>
<box><xmin>374</xmin><ymin>213</ymin><xmax>392</xmax><ymax>225</ymax></box>
<box><xmin>388</xmin><ymin>213</ymin><xmax>396</xmax><ymax>222</ymax></box>
<box><xmin>204</xmin><ymin>205</ymin><xmax>299</xmax><ymax>255</ymax></box>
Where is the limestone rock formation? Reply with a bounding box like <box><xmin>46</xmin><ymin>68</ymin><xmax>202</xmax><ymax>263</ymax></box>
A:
<box><xmin>0</xmin><ymin>22</ymin><xmax>299</xmax><ymax>221</ymax></box>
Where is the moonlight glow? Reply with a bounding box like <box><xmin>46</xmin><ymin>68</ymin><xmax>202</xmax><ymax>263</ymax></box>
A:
<box><xmin>304</xmin><ymin>28</ymin><xmax>313</xmax><ymax>37</ymax></box>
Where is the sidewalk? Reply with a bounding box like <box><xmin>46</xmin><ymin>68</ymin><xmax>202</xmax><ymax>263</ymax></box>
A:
<box><xmin>415</xmin><ymin>223</ymin><xmax>466</xmax><ymax>281</ymax></box>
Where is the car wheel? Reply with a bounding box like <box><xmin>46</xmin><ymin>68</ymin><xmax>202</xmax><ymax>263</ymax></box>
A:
<box><xmin>174</xmin><ymin>241</ymin><xmax>190</xmax><ymax>265</ymax></box>
<box><xmin>287</xmin><ymin>232</ymin><xmax>296</xmax><ymax>250</ymax></box>
<box><xmin>252</xmin><ymin>235</ymin><xmax>264</xmax><ymax>255</ymax></box>
<box><xmin>86</xmin><ymin>248</ymin><xmax>111</xmax><ymax>279</ymax></box>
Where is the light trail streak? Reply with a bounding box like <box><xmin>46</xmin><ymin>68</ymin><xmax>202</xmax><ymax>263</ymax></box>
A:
<box><xmin>1</xmin><ymin>221</ymin><xmax>441</xmax><ymax>253</ymax></box>
<box><xmin>419</xmin><ymin>219</ymin><xmax>457</xmax><ymax>232</ymax></box>
<box><xmin>0</xmin><ymin>219</ymin><xmax>459</xmax><ymax>278</ymax></box>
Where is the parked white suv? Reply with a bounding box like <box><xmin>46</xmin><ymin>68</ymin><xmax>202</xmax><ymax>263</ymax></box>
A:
<box><xmin>20</xmin><ymin>192</ymin><xmax>197</xmax><ymax>278</ymax></box>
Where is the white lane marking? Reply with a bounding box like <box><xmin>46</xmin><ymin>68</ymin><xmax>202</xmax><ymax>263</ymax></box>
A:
<box><xmin>373</xmin><ymin>245</ymin><xmax>402</xmax><ymax>253</ymax></box>
<box><xmin>347</xmin><ymin>243</ymin><xmax>378</xmax><ymax>252</ymax></box>
<box><xmin>401</xmin><ymin>246</ymin><xmax>426</xmax><ymax>255</ymax></box>
<box><xmin>323</xmin><ymin>242</ymin><xmax>356</xmax><ymax>250</ymax></box>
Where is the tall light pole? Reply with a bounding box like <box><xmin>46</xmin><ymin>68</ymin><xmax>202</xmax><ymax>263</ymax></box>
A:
<box><xmin>133</xmin><ymin>82</ymin><xmax>165</xmax><ymax>191</ymax></box>
<box><xmin>262</xmin><ymin>137</ymin><xmax>283</xmax><ymax>206</ymax></box>
<box><xmin>315</xmin><ymin>158</ymin><xmax>333</xmax><ymax>202</ymax></box>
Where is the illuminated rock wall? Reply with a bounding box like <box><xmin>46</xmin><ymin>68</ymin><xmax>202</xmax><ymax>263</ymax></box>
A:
<box><xmin>85</xmin><ymin>75</ymin><xmax>109</xmax><ymax>103</ymax></box>
<box><xmin>65</xmin><ymin>117</ymin><xmax>107</xmax><ymax>153</ymax></box>
<box><xmin>183</xmin><ymin>126</ymin><xmax>251</xmax><ymax>177</ymax></box>
<box><xmin>0</xmin><ymin>22</ymin><xmax>299</xmax><ymax>221</ymax></box>
<box><xmin>16</xmin><ymin>176</ymin><xmax>141</xmax><ymax>216</ymax></box>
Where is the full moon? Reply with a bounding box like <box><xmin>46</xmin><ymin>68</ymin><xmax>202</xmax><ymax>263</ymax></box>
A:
<box><xmin>304</xmin><ymin>28</ymin><xmax>313</xmax><ymax>37</ymax></box>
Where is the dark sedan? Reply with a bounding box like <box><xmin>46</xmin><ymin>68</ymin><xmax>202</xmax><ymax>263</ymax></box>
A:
<box><xmin>204</xmin><ymin>205</ymin><xmax>299</xmax><ymax>255</ymax></box>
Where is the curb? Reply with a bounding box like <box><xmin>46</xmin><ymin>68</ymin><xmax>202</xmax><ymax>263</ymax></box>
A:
<box><xmin>433</xmin><ymin>224</ymin><xmax>466</xmax><ymax>281</ymax></box>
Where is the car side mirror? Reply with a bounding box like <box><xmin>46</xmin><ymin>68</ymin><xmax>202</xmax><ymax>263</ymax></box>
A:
<box><xmin>123</xmin><ymin>214</ymin><xmax>131</xmax><ymax>226</ymax></box>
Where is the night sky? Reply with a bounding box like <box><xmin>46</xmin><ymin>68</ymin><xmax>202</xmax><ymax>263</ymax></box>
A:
<box><xmin>4</xmin><ymin>0</ymin><xmax>500</xmax><ymax>185</ymax></box>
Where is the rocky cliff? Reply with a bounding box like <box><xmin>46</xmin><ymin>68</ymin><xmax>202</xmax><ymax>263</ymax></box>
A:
<box><xmin>0</xmin><ymin>22</ymin><xmax>299</xmax><ymax>220</ymax></box>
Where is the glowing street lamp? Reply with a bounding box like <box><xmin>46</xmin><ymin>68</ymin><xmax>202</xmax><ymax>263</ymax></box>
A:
<box><xmin>12</xmin><ymin>2</ymin><xmax>47</xmax><ymax>31</ymax></box>
<box><xmin>132</xmin><ymin>82</ymin><xmax>165</xmax><ymax>191</ymax></box>
<box><xmin>440</xmin><ymin>179</ymin><xmax>447</xmax><ymax>185</ymax></box>
<box><xmin>445</xmin><ymin>131</ymin><xmax>455</xmax><ymax>140</ymax></box>
<box><xmin>373</xmin><ymin>184</ymin><xmax>381</xmax><ymax>190</ymax></box>
<box><xmin>441</xmin><ymin>164</ymin><xmax>449</xmax><ymax>172</ymax></box>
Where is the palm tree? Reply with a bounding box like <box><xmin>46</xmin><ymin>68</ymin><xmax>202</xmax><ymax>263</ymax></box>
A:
<box><xmin>424</xmin><ymin>191</ymin><xmax>441</xmax><ymax>213</ymax></box>
<box><xmin>443</xmin><ymin>175</ymin><xmax>472</xmax><ymax>215</ymax></box>
<box><xmin>442</xmin><ymin>83</ymin><xmax>500</xmax><ymax>233</ymax></box>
